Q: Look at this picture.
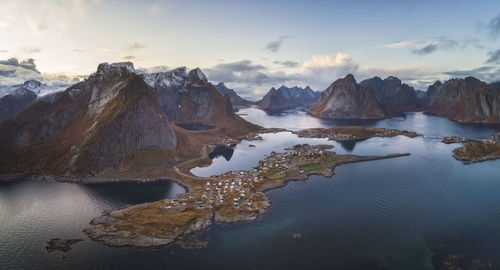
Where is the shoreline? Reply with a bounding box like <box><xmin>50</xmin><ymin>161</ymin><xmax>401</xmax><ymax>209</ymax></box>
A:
<box><xmin>82</xmin><ymin>145</ymin><xmax>411</xmax><ymax>250</ymax></box>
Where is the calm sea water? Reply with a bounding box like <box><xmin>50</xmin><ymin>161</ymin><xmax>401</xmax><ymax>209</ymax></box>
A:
<box><xmin>1</xmin><ymin>107</ymin><xmax>500</xmax><ymax>270</ymax></box>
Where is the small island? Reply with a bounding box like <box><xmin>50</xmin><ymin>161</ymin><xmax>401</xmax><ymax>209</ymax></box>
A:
<box><xmin>84</xmin><ymin>142</ymin><xmax>410</xmax><ymax>249</ymax></box>
<box><xmin>292</xmin><ymin>126</ymin><xmax>419</xmax><ymax>141</ymax></box>
<box><xmin>452</xmin><ymin>140</ymin><xmax>500</xmax><ymax>163</ymax></box>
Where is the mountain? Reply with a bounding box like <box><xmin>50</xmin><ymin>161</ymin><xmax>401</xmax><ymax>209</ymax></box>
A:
<box><xmin>141</xmin><ymin>68</ymin><xmax>257</xmax><ymax>133</ymax></box>
<box><xmin>490</xmin><ymin>81</ymin><xmax>500</xmax><ymax>90</ymax></box>
<box><xmin>358</xmin><ymin>76</ymin><xmax>419</xmax><ymax>113</ymax></box>
<box><xmin>0</xmin><ymin>80</ymin><xmax>68</xmax><ymax>122</ymax></box>
<box><xmin>424</xmin><ymin>77</ymin><xmax>500</xmax><ymax>123</ymax></box>
<box><xmin>0</xmin><ymin>84</ymin><xmax>38</xmax><ymax>122</ymax></box>
<box><xmin>308</xmin><ymin>75</ymin><xmax>421</xmax><ymax>119</ymax></box>
<box><xmin>257</xmin><ymin>85</ymin><xmax>319</xmax><ymax>114</ymax></box>
<box><xmin>308</xmin><ymin>74</ymin><xmax>388</xmax><ymax>119</ymax></box>
<box><xmin>214</xmin><ymin>82</ymin><xmax>251</xmax><ymax>110</ymax></box>
<box><xmin>0</xmin><ymin>62</ymin><xmax>259</xmax><ymax>178</ymax></box>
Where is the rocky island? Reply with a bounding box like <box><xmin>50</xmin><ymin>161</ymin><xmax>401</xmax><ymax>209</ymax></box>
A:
<box><xmin>452</xmin><ymin>140</ymin><xmax>500</xmax><ymax>163</ymax></box>
<box><xmin>292</xmin><ymin>126</ymin><xmax>419</xmax><ymax>141</ymax></box>
<box><xmin>84</xmin><ymin>143</ymin><xmax>411</xmax><ymax>249</ymax></box>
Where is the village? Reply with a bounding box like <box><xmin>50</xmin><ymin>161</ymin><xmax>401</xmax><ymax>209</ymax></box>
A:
<box><xmin>161</xmin><ymin>143</ymin><xmax>334</xmax><ymax>214</ymax></box>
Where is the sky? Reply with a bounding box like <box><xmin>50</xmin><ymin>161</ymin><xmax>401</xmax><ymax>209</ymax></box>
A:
<box><xmin>1</xmin><ymin>0</ymin><xmax>500</xmax><ymax>99</ymax></box>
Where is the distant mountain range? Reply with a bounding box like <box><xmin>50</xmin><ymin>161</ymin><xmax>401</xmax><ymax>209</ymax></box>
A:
<box><xmin>0</xmin><ymin>62</ymin><xmax>259</xmax><ymax>178</ymax></box>
<box><xmin>0</xmin><ymin>80</ymin><xmax>66</xmax><ymax>121</ymax></box>
<box><xmin>214</xmin><ymin>82</ymin><xmax>252</xmax><ymax>109</ymax></box>
<box><xmin>255</xmin><ymin>85</ymin><xmax>320</xmax><ymax>114</ymax></box>
<box><xmin>309</xmin><ymin>74</ymin><xmax>500</xmax><ymax>124</ymax></box>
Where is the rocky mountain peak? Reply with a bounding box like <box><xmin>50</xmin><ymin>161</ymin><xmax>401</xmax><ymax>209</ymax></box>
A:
<box><xmin>187</xmin><ymin>68</ymin><xmax>208</xmax><ymax>85</ymax></box>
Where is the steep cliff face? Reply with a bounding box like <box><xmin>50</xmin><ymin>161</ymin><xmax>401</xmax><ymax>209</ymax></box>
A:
<box><xmin>214</xmin><ymin>82</ymin><xmax>251</xmax><ymax>109</ymax></box>
<box><xmin>257</xmin><ymin>85</ymin><xmax>319</xmax><ymax>114</ymax></box>
<box><xmin>424</xmin><ymin>77</ymin><xmax>500</xmax><ymax>123</ymax></box>
<box><xmin>308</xmin><ymin>74</ymin><xmax>386</xmax><ymax>119</ymax></box>
<box><xmin>0</xmin><ymin>62</ymin><xmax>178</xmax><ymax>176</ymax></box>
<box><xmin>359</xmin><ymin>76</ymin><xmax>419</xmax><ymax>113</ymax></box>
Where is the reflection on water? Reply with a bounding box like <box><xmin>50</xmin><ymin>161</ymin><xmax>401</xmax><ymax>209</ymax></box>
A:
<box><xmin>239</xmin><ymin>107</ymin><xmax>500</xmax><ymax>138</ymax></box>
<box><xmin>208</xmin><ymin>146</ymin><xmax>235</xmax><ymax>161</ymax></box>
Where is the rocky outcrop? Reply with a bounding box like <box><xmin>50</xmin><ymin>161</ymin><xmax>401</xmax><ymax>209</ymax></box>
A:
<box><xmin>308</xmin><ymin>74</ymin><xmax>387</xmax><ymax>119</ymax></box>
<box><xmin>424</xmin><ymin>77</ymin><xmax>500</xmax><ymax>123</ymax></box>
<box><xmin>257</xmin><ymin>85</ymin><xmax>319</xmax><ymax>114</ymax></box>
<box><xmin>214</xmin><ymin>82</ymin><xmax>252</xmax><ymax>110</ymax></box>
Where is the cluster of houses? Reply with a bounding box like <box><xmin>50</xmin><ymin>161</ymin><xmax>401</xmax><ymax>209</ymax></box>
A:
<box><xmin>163</xmin><ymin>144</ymin><xmax>331</xmax><ymax>212</ymax></box>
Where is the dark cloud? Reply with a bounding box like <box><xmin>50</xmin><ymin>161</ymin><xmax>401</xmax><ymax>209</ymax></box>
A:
<box><xmin>486</xmin><ymin>49</ymin><xmax>500</xmax><ymax>64</ymax></box>
<box><xmin>443</xmin><ymin>66</ymin><xmax>500</xmax><ymax>82</ymax></box>
<box><xmin>411</xmin><ymin>37</ymin><xmax>458</xmax><ymax>55</ymax></box>
<box><xmin>274</xmin><ymin>60</ymin><xmax>299</xmax><ymax>68</ymax></box>
<box><xmin>0</xmin><ymin>58</ymin><xmax>40</xmax><ymax>73</ymax></box>
<box><xmin>487</xmin><ymin>13</ymin><xmax>500</xmax><ymax>38</ymax></box>
<box><xmin>124</xmin><ymin>42</ymin><xmax>147</xmax><ymax>51</ymax></box>
<box><xmin>265</xmin><ymin>36</ymin><xmax>288</xmax><ymax>53</ymax></box>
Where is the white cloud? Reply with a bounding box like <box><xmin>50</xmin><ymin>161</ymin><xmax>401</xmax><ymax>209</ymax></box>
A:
<box><xmin>301</xmin><ymin>53</ymin><xmax>358</xmax><ymax>70</ymax></box>
<box><xmin>0</xmin><ymin>14</ymin><xmax>16</xmax><ymax>28</ymax></box>
<box><xmin>148</xmin><ymin>1</ymin><xmax>166</xmax><ymax>15</ymax></box>
<box><xmin>380</xmin><ymin>41</ymin><xmax>413</xmax><ymax>49</ymax></box>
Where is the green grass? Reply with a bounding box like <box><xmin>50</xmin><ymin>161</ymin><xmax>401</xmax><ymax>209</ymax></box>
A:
<box><xmin>300</xmin><ymin>164</ymin><xmax>325</xmax><ymax>172</ymax></box>
<box><xmin>264</xmin><ymin>168</ymin><xmax>286</xmax><ymax>179</ymax></box>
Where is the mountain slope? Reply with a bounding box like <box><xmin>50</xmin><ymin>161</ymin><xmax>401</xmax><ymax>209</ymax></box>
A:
<box><xmin>424</xmin><ymin>77</ymin><xmax>500</xmax><ymax>123</ymax></box>
<box><xmin>257</xmin><ymin>85</ymin><xmax>319</xmax><ymax>113</ymax></box>
<box><xmin>0</xmin><ymin>80</ymin><xmax>66</xmax><ymax>122</ymax></box>
<box><xmin>214</xmin><ymin>82</ymin><xmax>251</xmax><ymax>109</ymax></box>
<box><xmin>308</xmin><ymin>74</ymin><xmax>387</xmax><ymax>119</ymax></box>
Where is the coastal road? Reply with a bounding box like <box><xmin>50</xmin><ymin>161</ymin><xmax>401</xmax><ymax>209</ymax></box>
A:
<box><xmin>173</xmin><ymin>144</ymin><xmax>212</xmax><ymax>180</ymax></box>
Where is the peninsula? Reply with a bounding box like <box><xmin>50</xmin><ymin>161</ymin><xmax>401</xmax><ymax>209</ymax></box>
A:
<box><xmin>84</xmin><ymin>141</ymin><xmax>411</xmax><ymax>249</ymax></box>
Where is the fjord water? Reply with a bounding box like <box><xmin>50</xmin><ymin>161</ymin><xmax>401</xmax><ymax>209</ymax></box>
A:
<box><xmin>1</xmin><ymin>107</ymin><xmax>500</xmax><ymax>269</ymax></box>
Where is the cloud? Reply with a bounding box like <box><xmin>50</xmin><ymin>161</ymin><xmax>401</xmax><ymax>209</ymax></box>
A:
<box><xmin>20</xmin><ymin>47</ymin><xmax>41</xmax><ymax>53</ymax></box>
<box><xmin>0</xmin><ymin>14</ymin><xmax>15</xmax><ymax>28</ymax></box>
<box><xmin>273</xmin><ymin>60</ymin><xmax>299</xmax><ymax>68</ymax></box>
<box><xmin>486</xmin><ymin>49</ymin><xmax>500</xmax><ymax>64</ymax></box>
<box><xmin>443</xmin><ymin>66</ymin><xmax>500</xmax><ymax>82</ymax></box>
<box><xmin>148</xmin><ymin>1</ymin><xmax>166</xmax><ymax>15</ymax></box>
<box><xmin>123</xmin><ymin>42</ymin><xmax>147</xmax><ymax>51</ymax></box>
<box><xmin>265</xmin><ymin>36</ymin><xmax>288</xmax><ymax>53</ymax></box>
<box><xmin>301</xmin><ymin>53</ymin><xmax>358</xmax><ymax>70</ymax></box>
<box><xmin>120</xmin><ymin>56</ymin><xmax>136</xmax><ymax>61</ymax></box>
<box><xmin>381</xmin><ymin>41</ymin><xmax>413</xmax><ymax>49</ymax></box>
<box><xmin>0</xmin><ymin>49</ymin><xmax>8</xmax><ymax>53</ymax></box>
<box><xmin>0</xmin><ymin>57</ymin><xmax>86</xmax><ymax>87</ymax></box>
<box><xmin>411</xmin><ymin>37</ymin><xmax>458</xmax><ymax>55</ymax></box>
<box><xmin>0</xmin><ymin>58</ymin><xmax>40</xmax><ymax>73</ymax></box>
<box><xmin>3</xmin><ymin>0</ymin><xmax>101</xmax><ymax>36</ymax></box>
<box><xmin>487</xmin><ymin>13</ymin><xmax>500</xmax><ymax>38</ymax></box>
<box><xmin>138</xmin><ymin>65</ymin><xmax>170</xmax><ymax>73</ymax></box>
